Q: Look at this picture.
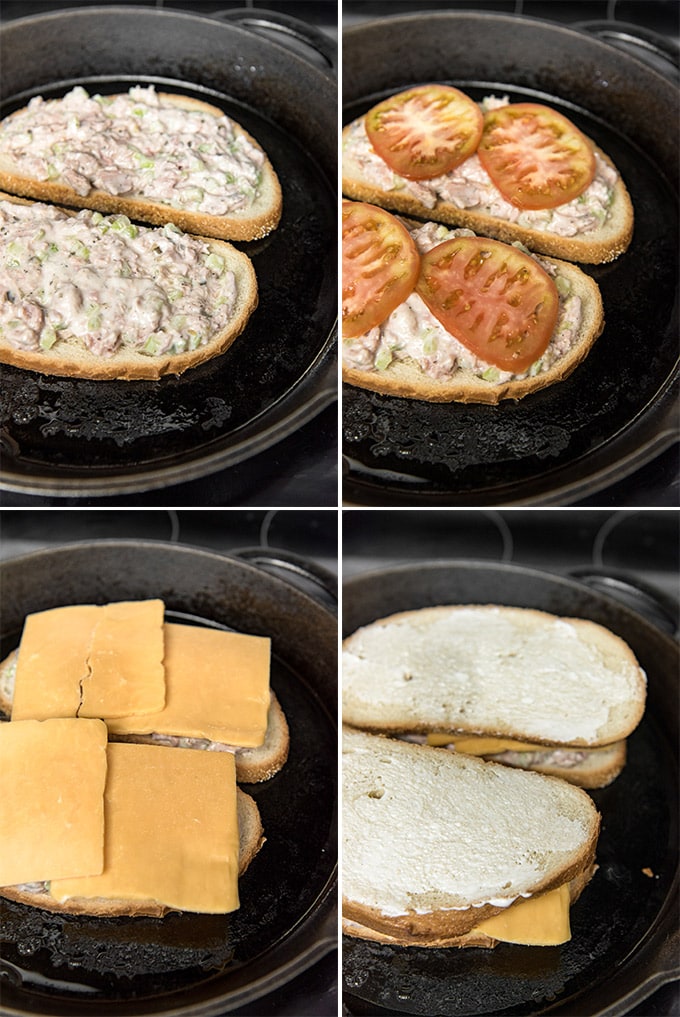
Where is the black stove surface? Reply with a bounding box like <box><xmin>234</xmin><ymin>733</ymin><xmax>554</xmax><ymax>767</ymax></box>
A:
<box><xmin>341</xmin><ymin>0</ymin><xmax>680</xmax><ymax>508</ymax></box>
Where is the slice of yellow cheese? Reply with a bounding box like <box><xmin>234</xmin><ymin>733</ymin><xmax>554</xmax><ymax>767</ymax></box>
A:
<box><xmin>427</xmin><ymin>733</ymin><xmax>550</xmax><ymax>753</ymax></box>
<box><xmin>473</xmin><ymin>884</ymin><xmax>571</xmax><ymax>945</ymax></box>
<box><xmin>12</xmin><ymin>605</ymin><xmax>100</xmax><ymax>720</ymax></box>
<box><xmin>80</xmin><ymin>599</ymin><xmax>165</xmax><ymax>718</ymax></box>
<box><xmin>11</xmin><ymin>600</ymin><xmax>165</xmax><ymax>721</ymax></box>
<box><xmin>51</xmin><ymin>743</ymin><xmax>241</xmax><ymax>914</ymax></box>
<box><xmin>107</xmin><ymin>622</ymin><xmax>271</xmax><ymax>748</ymax></box>
<box><xmin>0</xmin><ymin>718</ymin><xmax>107</xmax><ymax>886</ymax></box>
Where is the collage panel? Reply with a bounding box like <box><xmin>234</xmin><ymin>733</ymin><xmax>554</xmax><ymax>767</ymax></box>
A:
<box><xmin>0</xmin><ymin>507</ymin><xmax>339</xmax><ymax>1014</ymax></box>
<box><xmin>341</xmin><ymin>1</ymin><xmax>679</xmax><ymax>507</ymax></box>
<box><xmin>340</xmin><ymin>508</ymin><xmax>680</xmax><ymax>1016</ymax></box>
<box><xmin>0</xmin><ymin>0</ymin><xmax>338</xmax><ymax>507</ymax></box>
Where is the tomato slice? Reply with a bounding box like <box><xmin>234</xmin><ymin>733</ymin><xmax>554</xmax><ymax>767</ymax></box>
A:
<box><xmin>478</xmin><ymin>103</ymin><xmax>596</xmax><ymax>210</ymax></box>
<box><xmin>415</xmin><ymin>236</ymin><xmax>559</xmax><ymax>372</ymax></box>
<box><xmin>365</xmin><ymin>84</ymin><xmax>484</xmax><ymax>181</ymax></box>
<box><xmin>342</xmin><ymin>200</ymin><xmax>420</xmax><ymax>339</ymax></box>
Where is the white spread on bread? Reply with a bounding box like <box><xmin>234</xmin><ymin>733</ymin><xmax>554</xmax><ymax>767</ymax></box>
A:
<box><xmin>0</xmin><ymin>86</ymin><xmax>266</xmax><ymax>217</ymax></box>
<box><xmin>342</xmin><ymin>221</ymin><xmax>583</xmax><ymax>383</ymax></box>
<box><xmin>343</xmin><ymin>96</ymin><xmax>618</xmax><ymax>239</ymax></box>
<box><xmin>0</xmin><ymin>198</ymin><xmax>239</xmax><ymax>357</ymax></box>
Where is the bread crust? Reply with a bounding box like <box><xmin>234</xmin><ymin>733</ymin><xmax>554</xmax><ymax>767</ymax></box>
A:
<box><xmin>0</xmin><ymin>92</ymin><xmax>282</xmax><ymax>242</ymax></box>
<box><xmin>0</xmin><ymin>789</ymin><xmax>264</xmax><ymax>916</ymax></box>
<box><xmin>0</xmin><ymin>193</ymin><xmax>258</xmax><ymax>380</ymax></box>
<box><xmin>342</xmin><ymin>245</ymin><xmax>605</xmax><ymax>404</ymax></box>
<box><xmin>342</xmin><ymin>123</ymin><xmax>633</xmax><ymax>264</ymax></box>
<box><xmin>343</xmin><ymin>865</ymin><xmax>596</xmax><ymax>948</ymax></box>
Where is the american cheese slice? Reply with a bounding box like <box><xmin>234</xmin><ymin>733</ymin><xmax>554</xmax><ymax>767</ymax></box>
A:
<box><xmin>0</xmin><ymin>718</ymin><xmax>107</xmax><ymax>886</ymax></box>
<box><xmin>50</xmin><ymin>743</ymin><xmax>240</xmax><ymax>914</ymax></box>
<box><xmin>107</xmin><ymin>623</ymin><xmax>271</xmax><ymax>748</ymax></box>
<box><xmin>473</xmin><ymin>883</ymin><xmax>571</xmax><ymax>945</ymax></box>
<box><xmin>12</xmin><ymin>605</ymin><xmax>100</xmax><ymax>720</ymax></box>
<box><xmin>427</xmin><ymin>733</ymin><xmax>552</xmax><ymax>754</ymax></box>
<box><xmin>79</xmin><ymin>599</ymin><xmax>165</xmax><ymax>718</ymax></box>
<box><xmin>11</xmin><ymin>600</ymin><xmax>165</xmax><ymax>721</ymax></box>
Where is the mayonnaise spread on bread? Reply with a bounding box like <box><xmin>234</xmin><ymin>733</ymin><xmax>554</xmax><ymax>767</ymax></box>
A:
<box><xmin>0</xmin><ymin>199</ymin><xmax>238</xmax><ymax>356</ymax></box>
<box><xmin>342</xmin><ymin>221</ymin><xmax>583</xmax><ymax>383</ymax></box>
<box><xmin>0</xmin><ymin>86</ymin><xmax>265</xmax><ymax>217</ymax></box>
<box><xmin>343</xmin><ymin>96</ymin><xmax>618</xmax><ymax>239</ymax></box>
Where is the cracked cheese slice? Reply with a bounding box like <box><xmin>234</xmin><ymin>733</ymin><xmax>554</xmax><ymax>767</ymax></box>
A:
<box><xmin>51</xmin><ymin>743</ymin><xmax>241</xmax><ymax>914</ymax></box>
<box><xmin>11</xmin><ymin>600</ymin><xmax>165</xmax><ymax>721</ymax></box>
<box><xmin>107</xmin><ymin>622</ymin><xmax>270</xmax><ymax>748</ymax></box>
<box><xmin>0</xmin><ymin>718</ymin><xmax>107</xmax><ymax>886</ymax></box>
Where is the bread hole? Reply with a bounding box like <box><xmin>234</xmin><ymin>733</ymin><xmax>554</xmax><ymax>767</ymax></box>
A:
<box><xmin>402</xmin><ymin>672</ymin><xmax>413</xmax><ymax>681</ymax></box>
<box><xmin>367</xmin><ymin>788</ymin><xmax>384</xmax><ymax>799</ymax></box>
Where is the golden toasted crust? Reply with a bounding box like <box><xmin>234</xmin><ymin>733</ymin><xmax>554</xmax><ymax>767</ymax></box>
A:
<box><xmin>0</xmin><ymin>193</ymin><xmax>258</xmax><ymax>381</ymax></box>
<box><xmin>342</xmin><ymin>254</ymin><xmax>604</xmax><ymax>404</ymax></box>
<box><xmin>342</xmin><ymin>122</ymin><xmax>633</xmax><ymax>264</ymax></box>
<box><xmin>0</xmin><ymin>92</ymin><xmax>282</xmax><ymax>241</ymax></box>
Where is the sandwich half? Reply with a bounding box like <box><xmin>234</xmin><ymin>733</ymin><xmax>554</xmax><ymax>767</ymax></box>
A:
<box><xmin>342</xmin><ymin>201</ymin><xmax>604</xmax><ymax>404</ymax></box>
<box><xmin>342</xmin><ymin>729</ymin><xmax>601</xmax><ymax>947</ymax></box>
<box><xmin>342</xmin><ymin>605</ymin><xmax>647</xmax><ymax>788</ymax></box>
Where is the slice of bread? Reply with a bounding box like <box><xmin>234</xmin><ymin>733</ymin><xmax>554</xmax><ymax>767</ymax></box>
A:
<box><xmin>343</xmin><ymin>605</ymin><xmax>647</xmax><ymax>747</ymax></box>
<box><xmin>0</xmin><ymin>787</ymin><xmax>264</xmax><ymax>917</ymax></box>
<box><xmin>342</xmin><ymin>116</ymin><xmax>633</xmax><ymax>264</ymax></box>
<box><xmin>342</xmin><ymin>216</ymin><xmax>605</xmax><ymax>404</ymax></box>
<box><xmin>342</xmin><ymin>729</ymin><xmax>600</xmax><ymax>943</ymax></box>
<box><xmin>0</xmin><ymin>193</ymin><xmax>258</xmax><ymax>380</ymax></box>
<box><xmin>0</xmin><ymin>88</ymin><xmax>281</xmax><ymax>242</ymax></box>
<box><xmin>0</xmin><ymin>650</ymin><xmax>289</xmax><ymax>783</ymax></box>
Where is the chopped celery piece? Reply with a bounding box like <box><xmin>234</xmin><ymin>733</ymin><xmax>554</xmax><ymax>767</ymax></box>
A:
<box><xmin>86</xmin><ymin>305</ymin><xmax>102</xmax><ymax>330</ymax></box>
<box><xmin>39</xmin><ymin>325</ymin><xmax>58</xmax><ymax>350</ymax></box>
<box><xmin>141</xmin><ymin>333</ymin><xmax>163</xmax><ymax>355</ymax></box>
<box><xmin>206</xmin><ymin>252</ymin><xmax>226</xmax><ymax>275</ymax></box>
<box><xmin>375</xmin><ymin>348</ymin><xmax>393</xmax><ymax>371</ymax></box>
<box><xmin>422</xmin><ymin>330</ymin><xmax>438</xmax><ymax>355</ymax></box>
<box><xmin>111</xmin><ymin>215</ymin><xmax>137</xmax><ymax>238</ymax></box>
<box><xmin>91</xmin><ymin>211</ymin><xmax>104</xmax><ymax>225</ymax></box>
<box><xmin>555</xmin><ymin>275</ymin><xmax>571</xmax><ymax>297</ymax></box>
<box><xmin>163</xmin><ymin>223</ymin><xmax>183</xmax><ymax>237</ymax></box>
<box><xmin>482</xmin><ymin>366</ymin><xmax>500</xmax><ymax>382</ymax></box>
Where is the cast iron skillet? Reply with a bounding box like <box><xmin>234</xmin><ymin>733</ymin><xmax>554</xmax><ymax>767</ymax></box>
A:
<box><xmin>342</xmin><ymin>12</ymin><xmax>679</xmax><ymax>506</ymax></box>
<box><xmin>0</xmin><ymin>540</ymin><xmax>337</xmax><ymax>1015</ymax></box>
<box><xmin>342</xmin><ymin>560</ymin><xmax>679</xmax><ymax>1016</ymax></box>
<box><xmin>0</xmin><ymin>7</ymin><xmax>337</xmax><ymax>497</ymax></box>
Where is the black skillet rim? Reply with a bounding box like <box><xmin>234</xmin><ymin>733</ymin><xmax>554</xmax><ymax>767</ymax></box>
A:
<box><xmin>341</xmin><ymin>11</ymin><xmax>679</xmax><ymax>507</ymax></box>
<box><xmin>0</xmin><ymin>6</ymin><xmax>338</xmax><ymax>497</ymax></box>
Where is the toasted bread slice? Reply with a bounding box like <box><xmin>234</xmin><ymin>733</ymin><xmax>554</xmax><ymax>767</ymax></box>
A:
<box><xmin>0</xmin><ymin>649</ymin><xmax>289</xmax><ymax>783</ymax></box>
<box><xmin>342</xmin><ymin>216</ymin><xmax>604</xmax><ymax>404</ymax></box>
<box><xmin>0</xmin><ymin>87</ymin><xmax>281</xmax><ymax>242</ymax></box>
<box><xmin>342</xmin><ymin>605</ymin><xmax>647</xmax><ymax>748</ymax></box>
<box><xmin>0</xmin><ymin>787</ymin><xmax>264</xmax><ymax>917</ymax></box>
<box><xmin>342</xmin><ymin>110</ymin><xmax>633</xmax><ymax>264</ymax></box>
<box><xmin>0</xmin><ymin>193</ymin><xmax>258</xmax><ymax>380</ymax></box>
<box><xmin>342</xmin><ymin>729</ymin><xmax>600</xmax><ymax>944</ymax></box>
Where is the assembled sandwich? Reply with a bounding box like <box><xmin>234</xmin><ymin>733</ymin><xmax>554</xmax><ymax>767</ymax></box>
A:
<box><xmin>342</xmin><ymin>605</ymin><xmax>647</xmax><ymax>788</ymax></box>
<box><xmin>343</xmin><ymin>728</ymin><xmax>601</xmax><ymax>947</ymax></box>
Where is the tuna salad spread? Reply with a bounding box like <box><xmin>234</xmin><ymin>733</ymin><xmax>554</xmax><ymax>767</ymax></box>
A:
<box><xmin>344</xmin><ymin>96</ymin><xmax>618</xmax><ymax>239</ymax></box>
<box><xmin>342</xmin><ymin>221</ymin><xmax>583</xmax><ymax>385</ymax></box>
<box><xmin>0</xmin><ymin>198</ymin><xmax>238</xmax><ymax>357</ymax></box>
<box><xmin>0</xmin><ymin>85</ymin><xmax>266</xmax><ymax>217</ymax></box>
